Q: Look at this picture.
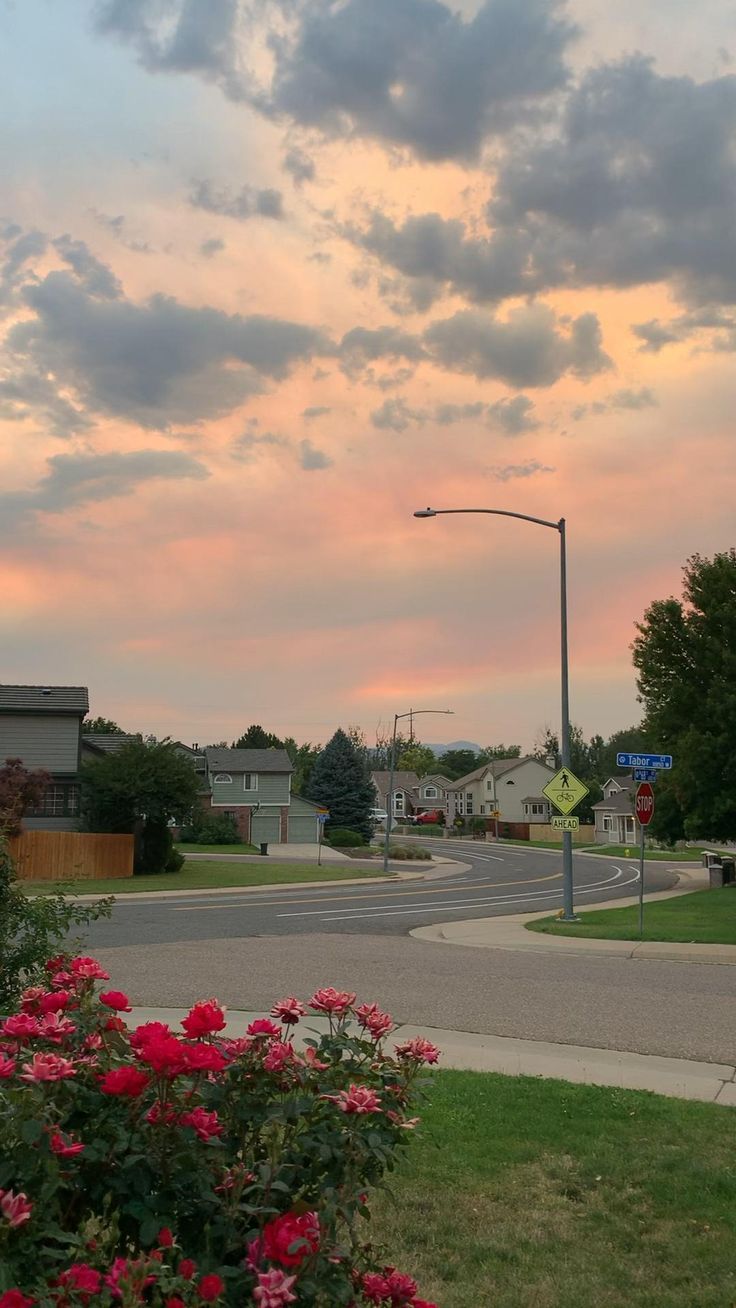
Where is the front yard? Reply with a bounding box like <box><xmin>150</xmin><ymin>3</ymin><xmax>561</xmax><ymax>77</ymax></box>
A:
<box><xmin>373</xmin><ymin>1069</ymin><xmax>736</xmax><ymax>1307</ymax></box>
<box><xmin>21</xmin><ymin>860</ymin><xmax>389</xmax><ymax>896</ymax></box>
<box><xmin>527</xmin><ymin>886</ymin><xmax>736</xmax><ymax>944</ymax></box>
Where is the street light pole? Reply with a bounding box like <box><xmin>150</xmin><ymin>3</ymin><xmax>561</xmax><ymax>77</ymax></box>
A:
<box><xmin>414</xmin><ymin>506</ymin><xmax>577</xmax><ymax>921</ymax></box>
<box><xmin>382</xmin><ymin>708</ymin><xmax>453</xmax><ymax>876</ymax></box>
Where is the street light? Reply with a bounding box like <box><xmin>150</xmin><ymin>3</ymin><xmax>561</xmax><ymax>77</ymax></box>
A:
<box><xmin>414</xmin><ymin>506</ymin><xmax>577</xmax><ymax>921</ymax></box>
<box><xmin>383</xmin><ymin>708</ymin><xmax>454</xmax><ymax>875</ymax></box>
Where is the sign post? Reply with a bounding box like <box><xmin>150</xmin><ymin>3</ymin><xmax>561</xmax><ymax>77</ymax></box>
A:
<box><xmin>634</xmin><ymin>782</ymin><xmax>655</xmax><ymax>935</ymax></box>
<box><xmin>317</xmin><ymin>809</ymin><xmax>329</xmax><ymax>866</ymax></box>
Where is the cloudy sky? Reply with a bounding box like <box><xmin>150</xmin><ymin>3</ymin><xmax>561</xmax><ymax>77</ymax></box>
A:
<box><xmin>1</xmin><ymin>0</ymin><xmax>735</xmax><ymax>751</ymax></box>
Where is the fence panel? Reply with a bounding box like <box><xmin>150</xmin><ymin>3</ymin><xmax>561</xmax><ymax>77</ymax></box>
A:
<box><xmin>10</xmin><ymin>831</ymin><xmax>134</xmax><ymax>881</ymax></box>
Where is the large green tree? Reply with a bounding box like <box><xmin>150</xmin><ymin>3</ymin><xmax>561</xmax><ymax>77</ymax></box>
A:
<box><xmin>283</xmin><ymin>737</ymin><xmax>321</xmax><ymax>795</ymax></box>
<box><xmin>232</xmin><ymin>725</ymin><xmax>284</xmax><ymax>749</ymax></box>
<box><xmin>632</xmin><ymin>550</ymin><xmax>736</xmax><ymax>840</ymax></box>
<box><xmin>477</xmin><ymin>744</ymin><xmax>522</xmax><ymax>762</ymax></box>
<box><xmin>305</xmin><ymin>728</ymin><xmax>375</xmax><ymax>840</ymax></box>
<box><xmin>81</xmin><ymin>739</ymin><xmax>201</xmax><ymax>874</ymax></box>
<box><xmin>396</xmin><ymin>743</ymin><xmax>437</xmax><ymax>777</ymax></box>
<box><xmin>437</xmin><ymin>749</ymin><xmax>478</xmax><ymax>780</ymax></box>
<box><xmin>83</xmin><ymin>716</ymin><xmax>127</xmax><ymax>735</ymax></box>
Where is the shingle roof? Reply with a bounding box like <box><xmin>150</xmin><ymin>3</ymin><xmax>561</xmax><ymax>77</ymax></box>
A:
<box><xmin>204</xmin><ymin>747</ymin><xmax>293</xmax><ymax>773</ymax></box>
<box><xmin>593</xmin><ymin>791</ymin><xmax>633</xmax><ymax>814</ymax></box>
<box><xmin>83</xmin><ymin>733</ymin><xmax>139</xmax><ymax>754</ymax></box>
<box><xmin>449</xmin><ymin>755</ymin><xmax>551</xmax><ymax>789</ymax></box>
<box><xmin>0</xmin><ymin>685</ymin><xmax>89</xmax><ymax>715</ymax></box>
<box><xmin>371</xmin><ymin>771</ymin><xmax>421</xmax><ymax>793</ymax></box>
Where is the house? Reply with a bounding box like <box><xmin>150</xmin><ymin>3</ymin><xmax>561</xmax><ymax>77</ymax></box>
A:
<box><xmin>371</xmin><ymin>771</ymin><xmax>420</xmax><ymax>823</ymax></box>
<box><xmin>414</xmin><ymin>773</ymin><xmax>454</xmax><ymax>818</ymax></box>
<box><xmin>592</xmin><ymin>776</ymin><xmax>637</xmax><ymax>844</ymax></box>
<box><xmin>201</xmin><ymin>747</ymin><xmax>321</xmax><ymax>844</ymax></box>
<box><xmin>0</xmin><ymin>684</ymin><xmax>89</xmax><ymax>830</ymax></box>
<box><xmin>447</xmin><ymin>756</ymin><xmax>557</xmax><ymax>824</ymax></box>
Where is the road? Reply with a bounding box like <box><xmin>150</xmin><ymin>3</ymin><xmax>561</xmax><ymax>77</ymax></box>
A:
<box><xmin>74</xmin><ymin>842</ymin><xmax>736</xmax><ymax>1067</ymax></box>
<box><xmin>83</xmin><ymin>841</ymin><xmax>675</xmax><ymax>948</ymax></box>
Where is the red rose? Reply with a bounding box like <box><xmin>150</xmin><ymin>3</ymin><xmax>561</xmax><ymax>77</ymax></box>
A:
<box><xmin>183</xmin><ymin>1044</ymin><xmax>227</xmax><ymax>1074</ymax></box>
<box><xmin>178</xmin><ymin>1259</ymin><xmax>197</xmax><ymax>1279</ymax></box>
<box><xmin>157</xmin><ymin>1227</ymin><xmax>175</xmax><ymax>1247</ymax></box>
<box><xmin>99</xmin><ymin>990</ymin><xmax>132</xmax><ymax>1012</ymax></box>
<box><xmin>0</xmin><ymin>1292</ymin><xmax>35</xmax><ymax>1308</ymax></box>
<box><xmin>198</xmin><ymin>1274</ymin><xmax>225</xmax><ymax>1302</ymax></box>
<box><xmin>261</xmin><ymin>1211</ymin><xmax>320</xmax><ymax>1268</ymax></box>
<box><xmin>181</xmin><ymin>1000</ymin><xmax>226</xmax><ymax>1039</ymax></box>
<box><xmin>99</xmin><ymin>1066</ymin><xmax>150</xmax><ymax>1097</ymax></box>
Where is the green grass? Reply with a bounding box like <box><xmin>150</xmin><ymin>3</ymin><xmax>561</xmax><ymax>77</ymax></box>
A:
<box><xmin>22</xmin><ymin>860</ymin><xmax>388</xmax><ymax>896</ymax></box>
<box><xmin>174</xmin><ymin>842</ymin><xmax>258</xmax><ymax>854</ymax></box>
<box><xmin>527</xmin><ymin>887</ymin><xmax>736</xmax><ymax>944</ymax></box>
<box><xmin>372</xmin><ymin>1069</ymin><xmax>736</xmax><ymax>1308</ymax></box>
<box><xmin>584</xmin><ymin>844</ymin><xmax>713</xmax><ymax>861</ymax></box>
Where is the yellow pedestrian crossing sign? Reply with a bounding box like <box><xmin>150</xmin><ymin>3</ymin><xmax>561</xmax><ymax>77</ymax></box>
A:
<box><xmin>543</xmin><ymin>767</ymin><xmax>589</xmax><ymax>816</ymax></box>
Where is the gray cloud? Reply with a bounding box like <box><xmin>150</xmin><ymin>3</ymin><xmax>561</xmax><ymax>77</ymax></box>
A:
<box><xmin>6</xmin><ymin>270</ymin><xmax>331</xmax><ymax>428</ymax></box>
<box><xmin>299</xmin><ymin>438</ymin><xmax>332</xmax><ymax>470</ymax></box>
<box><xmin>0</xmin><ymin>367</ymin><xmax>93</xmax><ymax>439</ymax></box>
<box><xmin>282</xmin><ymin>147</ymin><xmax>315</xmax><ymax>186</ymax></box>
<box><xmin>200</xmin><ymin>237</ymin><xmax>225</xmax><ymax>258</ymax></box>
<box><xmin>53</xmin><ymin>236</ymin><xmax>122</xmax><ymax>298</ymax></box>
<box><xmin>0</xmin><ymin>448</ymin><xmax>209</xmax><ymax>531</ymax></box>
<box><xmin>231</xmin><ymin>428</ymin><xmax>289</xmax><ymax>462</ymax></box>
<box><xmin>91</xmin><ymin>211</ymin><xmax>152</xmax><ymax>253</ymax></box>
<box><xmin>633</xmin><ymin>308</ymin><xmax>736</xmax><ymax>352</ymax></box>
<box><xmin>95</xmin><ymin>0</ymin><xmax>576</xmax><ymax>162</ymax></box>
<box><xmin>189</xmin><ymin>179</ymin><xmax>284</xmax><ymax>221</ymax></box>
<box><xmin>572</xmin><ymin>386</ymin><xmax>658</xmax><ymax>421</ymax></box>
<box><xmin>371</xmin><ymin>392</ymin><xmax>538</xmax><ymax>433</ymax></box>
<box><xmin>423</xmin><ymin>305</ymin><xmax>611</xmax><ymax>387</ymax></box>
<box><xmin>302</xmin><ymin>405</ymin><xmax>331</xmax><ymax>419</ymax></box>
<box><xmin>487</xmin><ymin>395</ymin><xmax>540</xmax><ymax>433</ymax></box>
<box><xmin>0</xmin><ymin>228</ymin><xmax>47</xmax><ymax>311</ymax></box>
<box><xmin>339</xmin><ymin>325</ymin><xmax>425</xmax><ymax>379</ymax></box>
<box><xmin>488</xmin><ymin>459</ymin><xmax>554</xmax><ymax>481</ymax></box>
<box><xmin>370</xmin><ymin>397</ymin><xmax>424</xmax><ymax>432</ymax></box>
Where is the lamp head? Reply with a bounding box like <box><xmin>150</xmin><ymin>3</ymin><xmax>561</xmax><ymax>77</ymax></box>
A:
<box><xmin>413</xmin><ymin>507</ymin><xmax>437</xmax><ymax>518</ymax></box>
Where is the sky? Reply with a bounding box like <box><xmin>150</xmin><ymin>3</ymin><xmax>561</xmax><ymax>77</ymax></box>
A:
<box><xmin>1</xmin><ymin>0</ymin><xmax>735</xmax><ymax>753</ymax></box>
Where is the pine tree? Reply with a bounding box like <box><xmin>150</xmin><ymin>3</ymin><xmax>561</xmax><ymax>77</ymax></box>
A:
<box><xmin>305</xmin><ymin>728</ymin><xmax>375</xmax><ymax>840</ymax></box>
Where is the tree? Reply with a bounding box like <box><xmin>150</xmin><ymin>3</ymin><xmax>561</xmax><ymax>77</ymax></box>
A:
<box><xmin>80</xmin><ymin>739</ymin><xmax>201</xmax><ymax>874</ymax></box>
<box><xmin>83</xmin><ymin>716</ymin><xmax>127</xmax><ymax>735</ymax></box>
<box><xmin>0</xmin><ymin>758</ymin><xmax>51</xmax><ymax>837</ymax></box>
<box><xmin>396</xmin><ymin>743</ymin><xmax>437</xmax><ymax>777</ymax></box>
<box><xmin>232</xmin><ymin>725</ymin><xmax>284</xmax><ymax>750</ymax></box>
<box><xmin>371</xmin><ymin>723</ymin><xmax>410</xmax><ymax>771</ymax></box>
<box><xmin>598</xmin><ymin>726</ymin><xmax>649</xmax><ymax>780</ymax></box>
<box><xmin>305</xmin><ymin>728</ymin><xmax>375</xmax><ymax>840</ymax></box>
<box><xmin>477</xmin><ymin>744</ymin><xmax>522</xmax><ymax>762</ymax></box>
<box><xmin>633</xmin><ymin>550</ymin><xmax>736</xmax><ymax>839</ymax></box>
<box><xmin>438</xmin><ymin>749</ymin><xmax>478</xmax><ymax>780</ymax></box>
<box><xmin>283</xmin><ymin>737</ymin><xmax>321</xmax><ymax>795</ymax></box>
<box><xmin>533</xmin><ymin>726</ymin><xmax>559</xmax><ymax>766</ymax></box>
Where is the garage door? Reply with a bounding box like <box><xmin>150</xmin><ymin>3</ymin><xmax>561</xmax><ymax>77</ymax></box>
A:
<box><xmin>288</xmin><ymin>815</ymin><xmax>319</xmax><ymax>843</ymax></box>
<box><xmin>251</xmin><ymin>814</ymin><xmax>280</xmax><ymax>844</ymax></box>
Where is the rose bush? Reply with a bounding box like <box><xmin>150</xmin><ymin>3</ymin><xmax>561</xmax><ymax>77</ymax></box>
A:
<box><xmin>0</xmin><ymin>960</ymin><xmax>439</xmax><ymax>1306</ymax></box>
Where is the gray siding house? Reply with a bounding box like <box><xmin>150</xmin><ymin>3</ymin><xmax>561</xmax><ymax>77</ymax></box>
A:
<box><xmin>202</xmin><ymin>747</ymin><xmax>320</xmax><ymax>844</ymax></box>
<box><xmin>0</xmin><ymin>685</ymin><xmax>89</xmax><ymax>830</ymax></box>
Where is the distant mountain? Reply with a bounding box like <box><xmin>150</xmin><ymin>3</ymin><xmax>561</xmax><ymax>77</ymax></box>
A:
<box><xmin>426</xmin><ymin>741</ymin><xmax>481</xmax><ymax>757</ymax></box>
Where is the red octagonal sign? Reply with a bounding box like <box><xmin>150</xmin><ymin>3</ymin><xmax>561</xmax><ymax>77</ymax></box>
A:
<box><xmin>635</xmin><ymin>781</ymin><xmax>655</xmax><ymax>826</ymax></box>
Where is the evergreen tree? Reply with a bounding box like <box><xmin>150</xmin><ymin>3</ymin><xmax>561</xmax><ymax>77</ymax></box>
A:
<box><xmin>84</xmin><ymin>716</ymin><xmax>127</xmax><ymax>735</ymax></box>
<box><xmin>438</xmin><ymin>749</ymin><xmax>478</xmax><ymax>780</ymax></box>
<box><xmin>305</xmin><ymin>728</ymin><xmax>375</xmax><ymax>840</ymax></box>
<box><xmin>233</xmin><ymin>725</ymin><xmax>283</xmax><ymax>749</ymax></box>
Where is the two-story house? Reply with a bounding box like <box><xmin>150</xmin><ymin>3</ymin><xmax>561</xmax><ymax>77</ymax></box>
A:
<box><xmin>592</xmin><ymin>776</ymin><xmax>636</xmax><ymax>844</ymax></box>
<box><xmin>201</xmin><ymin>747</ymin><xmax>321</xmax><ymax>844</ymax></box>
<box><xmin>414</xmin><ymin>773</ymin><xmax>454</xmax><ymax>819</ymax></box>
<box><xmin>0</xmin><ymin>684</ymin><xmax>89</xmax><ymax>830</ymax></box>
<box><xmin>447</xmin><ymin>756</ymin><xmax>556</xmax><ymax>824</ymax></box>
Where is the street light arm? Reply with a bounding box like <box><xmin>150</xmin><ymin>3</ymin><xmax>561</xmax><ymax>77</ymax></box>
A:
<box><xmin>415</xmin><ymin>507</ymin><xmax>562</xmax><ymax>532</ymax></box>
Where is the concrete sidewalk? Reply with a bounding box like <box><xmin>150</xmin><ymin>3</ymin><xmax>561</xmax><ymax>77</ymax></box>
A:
<box><xmin>412</xmin><ymin>870</ymin><xmax>736</xmax><ymax>966</ymax></box>
<box><xmin>126</xmin><ymin>1006</ymin><xmax>736</xmax><ymax>1106</ymax></box>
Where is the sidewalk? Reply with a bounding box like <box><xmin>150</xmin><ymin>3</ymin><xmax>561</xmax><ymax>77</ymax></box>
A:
<box><xmin>411</xmin><ymin>869</ymin><xmax>736</xmax><ymax>966</ymax></box>
<box><xmin>126</xmin><ymin>1006</ymin><xmax>736</xmax><ymax>1106</ymax></box>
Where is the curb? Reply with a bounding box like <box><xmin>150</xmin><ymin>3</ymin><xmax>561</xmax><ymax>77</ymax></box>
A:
<box><xmin>124</xmin><ymin>1007</ymin><xmax>736</xmax><ymax>1106</ymax></box>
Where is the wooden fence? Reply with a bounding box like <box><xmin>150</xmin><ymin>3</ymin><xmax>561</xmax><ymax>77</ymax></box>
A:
<box><xmin>9</xmin><ymin>831</ymin><xmax>134</xmax><ymax>881</ymax></box>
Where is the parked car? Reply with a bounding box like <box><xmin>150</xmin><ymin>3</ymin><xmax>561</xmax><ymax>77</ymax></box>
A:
<box><xmin>370</xmin><ymin>807</ymin><xmax>389</xmax><ymax>824</ymax></box>
<box><xmin>414</xmin><ymin>809</ymin><xmax>445</xmax><ymax>825</ymax></box>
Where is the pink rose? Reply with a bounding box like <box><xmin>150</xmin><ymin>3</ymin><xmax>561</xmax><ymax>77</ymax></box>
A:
<box><xmin>70</xmin><ymin>956</ymin><xmax>110</xmax><ymax>981</ymax></box>
<box><xmin>394</xmin><ymin>1037</ymin><xmax>440</xmax><ymax>1065</ymax></box>
<box><xmin>331</xmin><ymin>1084</ymin><xmax>382</xmax><ymax>1115</ymax></box>
<box><xmin>19</xmin><ymin>1052</ymin><xmax>76</xmax><ymax>1082</ymax></box>
<box><xmin>270</xmin><ymin>996</ymin><xmax>306</xmax><ymax>1025</ymax></box>
<box><xmin>0</xmin><ymin>1189</ymin><xmax>32</xmax><ymax>1229</ymax></box>
<box><xmin>179</xmin><ymin>1107</ymin><xmax>223</xmax><ymax>1141</ymax></box>
<box><xmin>262</xmin><ymin>1041</ymin><xmax>296</xmax><ymax>1073</ymax></box>
<box><xmin>356</xmin><ymin>1003</ymin><xmax>394</xmax><ymax>1040</ymax></box>
<box><xmin>1</xmin><ymin>1013</ymin><xmax>41</xmax><ymax>1041</ymax></box>
<box><xmin>0</xmin><ymin>1055</ymin><xmax>16</xmax><ymax>1078</ymax></box>
<box><xmin>246</xmin><ymin>1018</ymin><xmax>282</xmax><ymax>1038</ymax></box>
<box><xmin>308</xmin><ymin>987</ymin><xmax>355</xmax><ymax>1014</ymax></box>
<box><xmin>253</xmin><ymin>1269</ymin><xmax>297</xmax><ymax>1306</ymax></box>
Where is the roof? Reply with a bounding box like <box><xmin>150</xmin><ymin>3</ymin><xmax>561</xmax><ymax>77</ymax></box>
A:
<box><xmin>605</xmin><ymin>775</ymin><xmax>634</xmax><ymax>791</ymax></box>
<box><xmin>83</xmin><ymin>733</ymin><xmax>139</xmax><ymax>754</ymax></box>
<box><xmin>419</xmin><ymin>774</ymin><xmax>453</xmax><ymax>788</ymax></box>
<box><xmin>522</xmin><ymin>796</ymin><xmax>548</xmax><ymax>804</ymax></box>
<box><xmin>449</xmin><ymin>755</ymin><xmax>552</xmax><ymax>789</ymax></box>
<box><xmin>371</xmin><ymin>771</ymin><xmax>421</xmax><ymax>794</ymax></box>
<box><xmin>593</xmin><ymin>791</ymin><xmax>633</xmax><ymax>814</ymax></box>
<box><xmin>0</xmin><ymin>685</ymin><xmax>89</xmax><ymax>715</ymax></box>
<box><xmin>204</xmin><ymin>747</ymin><xmax>293</xmax><ymax>774</ymax></box>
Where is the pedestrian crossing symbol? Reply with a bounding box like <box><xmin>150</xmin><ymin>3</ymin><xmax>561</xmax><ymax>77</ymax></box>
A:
<box><xmin>542</xmin><ymin>767</ymin><xmax>589</xmax><ymax>816</ymax></box>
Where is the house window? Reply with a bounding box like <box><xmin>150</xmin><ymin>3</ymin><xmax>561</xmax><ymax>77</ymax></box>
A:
<box><xmin>480</xmin><ymin>803</ymin><xmax>486</xmax><ymax>814</ymax></box>
<box><xmin>505</xmin><ymin>779</ymin><xmax>515</xmax><ymax>785</ymax></box>
<box><xmin>423</xmin><ymin>786</ymin><xmax>437</xmax><ymax>798</ymax></box>
<box><xmin>486</xmin><ymin>779</ymin><xmax>494</xmax><ymax>791</ymax></box>
<box><xmin>213</xmin><ymin>773</ymin><xmax>232</xmax><ymax>784</ymax></box>
<box><xmin>29</xmin><ymin>785</ymin><xmax>79</xmax><ymax>817</ymax></box>
<box><xmin>224</xmin><ymin>811</ymin><xmax>236</xmax><ymax>820</ymax></box>
<box><xmin>456</xmin><ymin>796</ymin><xmax>464</xmax><ymax>816</ymax></box>
<box><xmin>528</xmin><ymin>802</ymin><xmax>545</xmax><ymax>816</ymax></box>
<box><xmin>602</xmin><ymin>815</ymin><xmax>613</xmax><ymax>831</ymax></box>
<box><xmin>465</xmin><ymin>794</ymin><xmax>473</xmax><ymax>815</ymax></box>
<box><xmin>394</xmin><ymin>791</ymin><xmax>404</xmax><ymax>813</ymax></box>
<box><xmin>243</xmin><ymin>774</ymin><xmax>258</xmax><ymax>791</ymax></box>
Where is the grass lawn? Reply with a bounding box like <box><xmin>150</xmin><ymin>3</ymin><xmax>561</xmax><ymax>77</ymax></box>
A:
<box><xmin>174</xmin><ymin>842</ymin><xmax>258</xmax><ymax>854</ymax></box>
<box><xmin>584</xmin><ymin>844</ymin><xmax>714</xmax><ymax>861</ymax></box>
<box><xmin>372</xmin><ymin>1070</ymin><xmax>736</xmax><ymax>1308</ymax></box>
<box><xmin>527</xmin><ymin>887</ymin><xmax>736</xmax><ymax>944</ymax></box>
<box><xmin>22</xmin><ymin>860</ymin><xmax>387</xmax><ymax>897</ymax></box>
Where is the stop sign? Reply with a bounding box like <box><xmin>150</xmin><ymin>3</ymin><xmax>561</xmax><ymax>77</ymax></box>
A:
<box><xmin>635</xmin><ymin>782</ymin><xmax>655</xmax><ymax>826</ymax></box>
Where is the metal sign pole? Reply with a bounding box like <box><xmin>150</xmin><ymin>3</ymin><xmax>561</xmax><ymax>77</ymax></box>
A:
<box><xmin>318</xmin><ymin>820</ymin><xmax>322</xmax><ymax>867</ymax></box>
<box><xmin>638</xmin><ymin>817</ymin><xmax>645</xmax><ymax>937</ymax></box>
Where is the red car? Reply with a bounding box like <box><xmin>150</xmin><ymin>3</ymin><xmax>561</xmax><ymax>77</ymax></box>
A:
<box><xmin>413</xmin><ymin>810</ymin><xmax>445</xmax><ymax>825</ymax></box>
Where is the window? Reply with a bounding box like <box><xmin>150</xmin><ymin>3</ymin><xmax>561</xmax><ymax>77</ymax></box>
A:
<box><xmin>213</xmin><ymin>773</ymin><xmax>232</xmax><ymax>784</ymax></box>
<box><xmin>465</xmin><ymin>793</ymin><xmax>473</xmax><ymax>815</ymax></box>
<box><xmin>224</xmin><ymin>811</ymin><xmax>236</xmax><ymax>820</ymax></box>
<box><xmin>486</xmin><ymin>779</ymin><xmax>494</xmax><ymax>791</ymax></box>
<box><xmin>505</xmin><ymin>779</ymin><xmax>515</xmax><ymax>785</ymax></box>
<box><xmin>29</xmin><ymin>785</ymin><xmax>79</xmax><ymax>817</ymax></box>
<box><xmin>480</xmin><ymin>803</ymin><xmax>486</xmax><ymax>814</ymax></box>
<box><xmin>423</xmin><ymin>786</ymin><xmax>437</xmax><ymax>798</ymax></box>
<box><xmin>243</xmin><ymin>773</ymin><xmax>258</xmax><ymax>791</ymax></box>
<box><xmin>456</xmin><ymin>796</ymin><xmax>464</xmax><ymax>816</ymax></box>
<box><xmin>602</xmin><ymin>815</ymin><xmax>613</xmax><ymax>831</ymax></box>
<box><xmin>394</xmin><ymin>791</ymin><xmax>404</xmax><ymax>813</ymax></box>
<box><xmin>530</xmin><ymin>803</ymin><xmax>544</xmax><ymax>815</ymax></box>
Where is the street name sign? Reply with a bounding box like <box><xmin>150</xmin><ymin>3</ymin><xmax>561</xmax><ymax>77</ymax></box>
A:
<box><xmin>542</xmin><ymin>767</ymin><xmax>589</xmax><ymax>816</ymax></box>
<box><xmin>633</xmin><ymin>768</ymin><xmax>658</xmax><ymax>783</ymax></box>
<box><xmin>635</xmin><ymin>782</ymin><xmax>655</xmax><ymax>826</ymax></box>
<box><xmin>551</xmin><ymin>815</ymin><xmax>580</xmax><ymax>832</ymax></box>
<box><xmin>616</xmin><ymin>752</ymin><xmax>672</xmax><ymax>770</ymax></box>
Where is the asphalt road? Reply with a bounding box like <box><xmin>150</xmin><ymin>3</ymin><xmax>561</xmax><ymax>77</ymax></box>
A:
<box><xmin>82</xmin><ymin>842</ymin><xmax>676</xmax><ymax>949</ymax></box>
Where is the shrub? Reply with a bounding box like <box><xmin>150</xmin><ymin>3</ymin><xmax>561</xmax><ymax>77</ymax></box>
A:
<box><xmin>179</xmin><ymin>814</ymin><xmax>241</xmax><ymax>846</ymax></box>
<box><xmin>326</xmin><ymin>828</ymin><xmax>366</xmax><ymax>848</ymax></box>
<box><xmin>0</xmin><ymin>965</ymin><xmax>439</xmax><ymax>1306</ymax></box>
<box><xmin>0</xmin><ymin>842</ymin><xmax>112</xmax><ymax>1013</ymax></box>
<box><xmin>388</xmin><ymin>845</ymin><xmax>432</xmax><ymax>860</ymax></box>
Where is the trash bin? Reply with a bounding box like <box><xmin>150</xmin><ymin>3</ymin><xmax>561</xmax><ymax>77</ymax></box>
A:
<box><xmin>721</xmin><ymin>858</ymin><xmax>735</xmax><ymax>886</ymax></box>
<box><xmin>710</xmin><ymin>864</ymin><xmax>725</xmax><ymax>888</ymax></box>
<box><xmin>259</xmin><ymin>842</ymin><xmax>269</xmax><ymax>857</ymax></box>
